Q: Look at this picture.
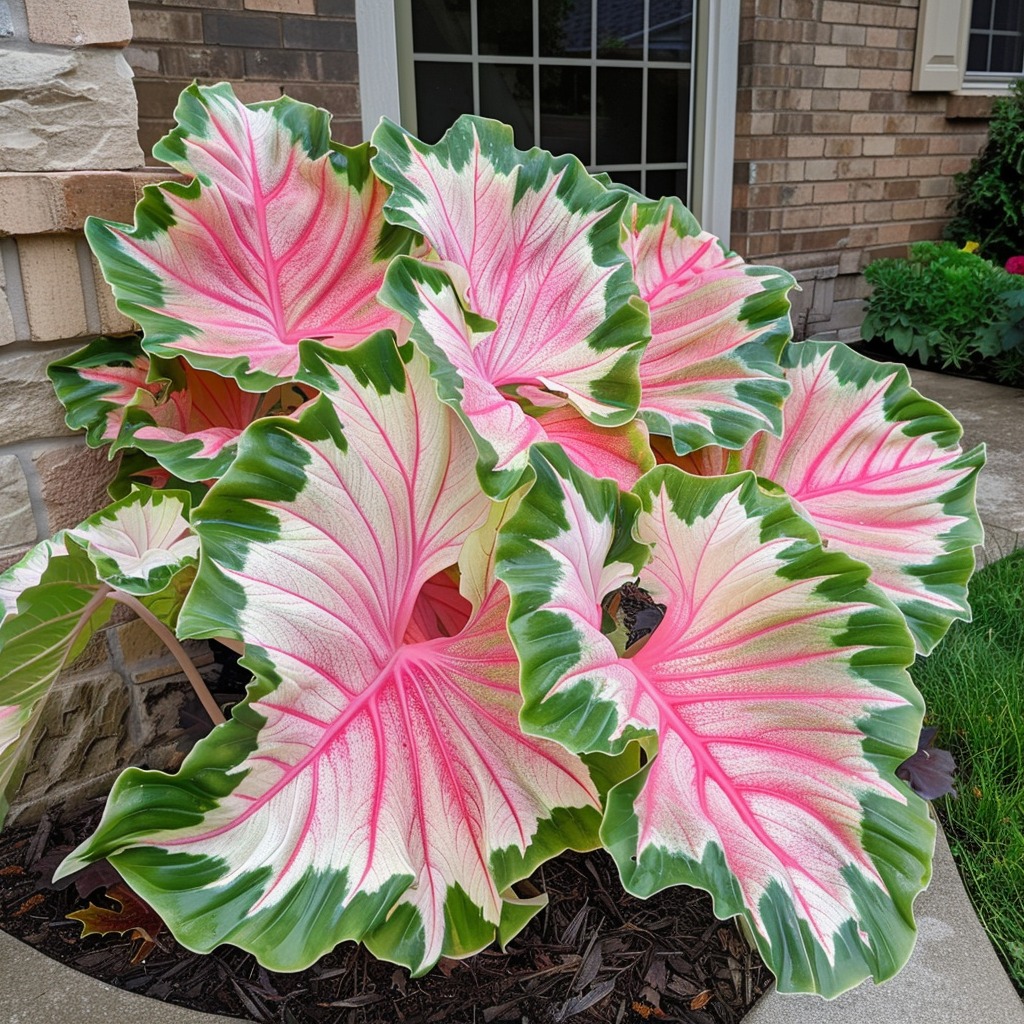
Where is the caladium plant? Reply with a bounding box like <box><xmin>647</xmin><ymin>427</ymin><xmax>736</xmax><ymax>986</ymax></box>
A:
<box><xmin>0</xmin><ymin>82</ymin><xmax>984</xmax><ymax>997</ymax></box>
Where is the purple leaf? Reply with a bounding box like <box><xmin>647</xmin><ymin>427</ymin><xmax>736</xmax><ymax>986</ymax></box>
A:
<box><xmin>896</xmin><ymin>726</ymin><xmax>957</xmax><ymax>800</ymax></box>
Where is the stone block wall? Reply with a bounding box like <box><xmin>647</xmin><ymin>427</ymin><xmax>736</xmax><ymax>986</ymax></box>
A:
<box><xmin>1</xmin><ymin>0</ymin><xmax>215</xmax><ymax>823</ymax></box>
<box><xmin>125</xmin><ymin>0</ymin><xmax>362</xmax><ymax>164</ymax></box>
<box><xmin>732</xmin><ymin>0</ymin><xmax>995</xmax><ymax>340</ymax></box>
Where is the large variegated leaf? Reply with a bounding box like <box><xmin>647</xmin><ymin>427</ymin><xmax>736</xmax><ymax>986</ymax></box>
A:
<box><xmin>380</xmin><ymin>260</ymin><xmax>652</xmax><ymax>495</ymax></box>
<box><xmin>372</xmin><ymin>116</ymin><xmax>649</xmax><ymax>495</ymax></box>
<box><xmin>0</xmin><ymin>490</ymin><xmax>197</xmax><ymax>826</ymax></box>
<box><xmin>676</xmin><ymin>342</ymin><xmax>984</xmax><ymax>653</ymax></box>
<box><xmin>624</xmin><ymin>197</ymin><xmax>793</xmax><ymax>454</ymax></box>
<box><xmin>497</xmin><ymin>447</ymin><xmax>934</xmax><ymax>998</ymax></box>
<box><xmin>58</xmin><ymin>334</ymin><xmax>602</xmax><ymax>974</ymax></box>
<box><xmin>86</xmin><ymin>82</ymin><xmax>415</xmax><ymax>392</ymax></box>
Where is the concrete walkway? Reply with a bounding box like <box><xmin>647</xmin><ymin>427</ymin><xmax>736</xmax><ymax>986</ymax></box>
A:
<box><xmin>2</xmin><ymin>368</ymin><xmax>1021</xmax><ymax>1024</ymax></box>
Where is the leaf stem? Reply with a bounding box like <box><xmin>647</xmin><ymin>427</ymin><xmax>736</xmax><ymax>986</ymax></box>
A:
<box><xmin>114</xmin><ymin>593</ymin><xmax>226</xmax><ymax>726</ymax></box>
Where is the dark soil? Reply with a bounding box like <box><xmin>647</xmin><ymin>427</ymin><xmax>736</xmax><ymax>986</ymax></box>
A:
<box><xmin>0</xmin><ymin>804</ymin><xmax>769</xmax><ymax>1024</ymax></box>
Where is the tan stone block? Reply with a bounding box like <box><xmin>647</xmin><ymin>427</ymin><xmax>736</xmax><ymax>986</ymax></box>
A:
<box><xmin>0</xmin><ymin>252</ymin><xmax>16</xmax><ymax>347</ymax></box>
<box><xmin>0</xmin><ymin>172</ymin><xmax>174</xmax><ymax>237</ymax></box>
<box><xmin>16</xmin><ymin>234</ymin><xmax>89</xmax><ymax>342</ymax></box>
<box><xmin>0</xmin><ymin>345</ymin><xmax>80</xmax><ymax>444</ymax></box>
<box><xmin>26</xmin><ymin>0</ymin><xmax>132</xmax><ymax>46</ymax></box>
<box><xmin>244</xmin><ymin>0</ymin><xmax>314</xmax><ymax>11</ymax></box>
<box><xmin>115</xmin><ymin>618</ymin><xmax>214</xmax><ymax>684</ymax></box>
<box><xmin>0</xmin><ymin>455</ymin><xmax>37</xmax><ymax>550</ymax></box>
<box><xmin>0</xmin><ymin>175</ymin><xmax>65</xmax><ymax>236</ymax></box>
<box><xmin>0</xmin><ymin>50</ymin><xmax>143</xmax><ymax>172</ymax></box>
<box><xmin>33</xmin><ymin>442</ymin><xmax>116</xmax><ymax>533</ymax></box>
<box><xmin>89</xmin><ymin>251</ymin><xmax>135</xmax><ymax>335</ymax></box>
<box><xmin>9</xmin><ymin>671</ymin><xmax>130</xmax><ymax>819</ymax></box>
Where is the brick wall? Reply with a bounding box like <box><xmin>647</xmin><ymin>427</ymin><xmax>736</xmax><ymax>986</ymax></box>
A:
<box><xmin>125</xmin><ymin>0</ymin><xmax>361</xmax><ymax>164</ymax></box>
<box><xmin>732</xmin><ymin>0</ymin><xmax>994</xmax><ymax>339</ymax></box>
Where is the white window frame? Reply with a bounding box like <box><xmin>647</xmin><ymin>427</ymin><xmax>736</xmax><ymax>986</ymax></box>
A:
<box><xmin>914</xmin><ymin>0</ymin><xmax>1022</xmax><ymax>94</ymax></box>
<box><xmin>355</xmin><ymin>0</ymin><xmax>739</xmax><ymax>246</ymax></box>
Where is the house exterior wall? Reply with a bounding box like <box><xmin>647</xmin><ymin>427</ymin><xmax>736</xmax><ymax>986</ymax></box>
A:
<box><xmin>731</xmin><ymin>0</ymin><xmax>995</xmax><ymax>340</ymax></box>
<box><xmin>125</xmin><ymin>0</ymin><xmax>362</xmax><ymax>163</ymax></box>
<box><xmin>1</xmin><ymin>0</ymin><xmax>216</xmax><ymax>824</ymax></box>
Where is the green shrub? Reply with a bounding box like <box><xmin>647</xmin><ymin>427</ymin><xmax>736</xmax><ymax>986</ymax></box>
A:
<box><xmin>945</xmin><ymin>81</ymin><xmax>1024</xmax><ymax>265</ymax></box>
<box><xmin>862</xmin><ymin>241</ymin><xmax>1024</xmax><ymax>384</ymax></box>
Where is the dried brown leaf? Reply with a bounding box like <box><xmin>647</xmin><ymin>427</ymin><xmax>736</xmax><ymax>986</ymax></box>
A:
<box><xmin>690</xmin><ymin>989</ymin><xmax>714</xmax><ymax>1010</ymax></box>
<box><xmin>66</xmin><ymin>883</ymin><xmax>164</xmax><ymax>965</ymax></box>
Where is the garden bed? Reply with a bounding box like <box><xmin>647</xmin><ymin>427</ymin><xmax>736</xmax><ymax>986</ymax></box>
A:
<box><xmin>845</xmin><ymin>339</ymin><xmax>1023</xmax><ymax>389</ymax></box>
<box><xmin>0</xmin><ymin>804</ymin><xmax>768</xmax><ymax>1024</ymax></box>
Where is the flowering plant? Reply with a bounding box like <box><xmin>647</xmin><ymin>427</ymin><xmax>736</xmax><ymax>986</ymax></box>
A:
<box><xmin>1006</xmin><ymin>255</ymin><xmax>1024</xmax><ymax>275</ymax></box>
<box><xmin>0</xmin><ymin>84</ymin><xmax>983</xmax><ymax>998</ymax></box>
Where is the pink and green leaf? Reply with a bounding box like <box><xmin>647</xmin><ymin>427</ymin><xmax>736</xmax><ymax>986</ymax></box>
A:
<box><xmin>624</xmin><ymin>196</ymin><xmax>793</xmax><ymax>454</ymax></box>
<box><xmin>379</xmin><ymin>259</ymin><xmax>652</xmax><ymax>497</ymax></box>
<box><xmin>48</xmin><ymin>335</ymin><xmax>163</xmax><ymax>448</ymax></box>
<box><xmin>497</xmin><ymin>448</ymin><xmax>934</xmax><ymax>997</ymax></box>
<box><xmin>58</xmin><ymin>334</ymin><xmax>602</xmax><ymax>974</ymax></box>
<box><xmin>86</xmin><ymin>82</ymin><xmax>416</xmax><ymax>393</ymax></box>
<box><xmin>677</xmin><ymin>342</ymin><xmax>985</xmax><ymax>653</ymax></box>
<box><xmin>67</xmin><ymin>487</ymin><xmax>198</xmax><ymax>596</ymax></box>
<box><xmin>0</xmin><ymin>490</ymin><xmax>197</xmax><ymax>827</ymax></box>
<box><xmin>372</xmin><ymin>115</ymin><xmax>649</xmax><ymax>488</ymax></box>
<box><xmin>51</xmin><ymin>335</ymin><xmax>318</xmax><ymax>483</ymax></box>
<box><xmin>125</xmin><ymin>362</ymin><xmax>316</xmax><ymax>482</ymax></box>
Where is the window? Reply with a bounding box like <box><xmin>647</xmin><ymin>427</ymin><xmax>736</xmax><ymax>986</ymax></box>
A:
<box><xmin>355</xmin><ymin>0</ymin><xmax>740</xmax><ymax>242</ymax></box>
<box><xmin>966</xmin><ymin>0</ymin><xmax>1024</xmax><ymax>78</ymax></box>
<box><xmin>913</xmin><ymin>0</ymin><xmax>1024</xmax><ymax>91</ymax></box>
<box><xmin>399</xmin><ymin>0</ymin><xmax>694</xmax><ymax>203</ymax></box>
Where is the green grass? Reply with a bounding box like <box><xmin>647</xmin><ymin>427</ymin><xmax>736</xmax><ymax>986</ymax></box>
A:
<box><xmin>911</xmin><ymin>547</ymin><xmax>1024</xmax><ymax>993</ymax></box>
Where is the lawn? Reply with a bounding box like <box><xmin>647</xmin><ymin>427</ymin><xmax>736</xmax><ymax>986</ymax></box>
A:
<box><xmin>911</xmin><ymin>547</ymin><xmax>1024</xmax><ymax>993</ymax></box>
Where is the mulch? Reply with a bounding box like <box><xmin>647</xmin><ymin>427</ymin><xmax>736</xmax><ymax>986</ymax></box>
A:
<box><xmin>0</xmin><ymin>804</ymin><xmax>769</xmax><ymax>1024</ymax></box>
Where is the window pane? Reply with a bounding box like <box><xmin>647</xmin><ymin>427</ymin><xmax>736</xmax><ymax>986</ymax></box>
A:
<box><xmin>480</xmin><ymin>64</ymin><xmax>534</xmax><ymax>149</ymax></box>
<box><xmin>596</xmin><ymin>67</ymin><xmax>643</xmax><ymax>164</ymax></box>
<box><xmin>967</xmin><ymin>31</ymin><xmax>990</xmax><ymax>70</ymax></box>
<box><xmin>597</xmin><ymin>0</ymin><xmax>644</xmax><ymax>59</ymax></box>
<box><xmin>970</xmin><ymin>0</ymin><xmax>993</xmax><ymax>30</ymax></box>
<box><xmin>540</xmin><ymin>65</ymin><xmax>591</xmax><ymax>163</ymax></box>
<box><xmin>604</xmin><ymin>170</ymin><xmax>642</xmax><ymax>192</ymax></box>
<box><xmin>412</xmin><ymin>0</ymin><xmax>471</xmax><ymax>54</ymax></box>
<box><xmin>646</xmin><ymin>68</ymin><xmax>690</xmax><ymax>163</ymax></box>
<box><xmin>415</xmin><ymin>61</ymin><xmax>473</xmax><ymax>143</ymax></box>
<box><xmin>993</xmin><ymin>0</ymin><xmax>1024</xmax><ymax>32</ymax></box>
<box><xmin>645</xmin><ymin>168</ymin><xmax>688</xmax><ymax>201</ymax></box>
<box><xmin>479</xmin><ymin>0</ymin><xmax>532</xmax><ymax>56</ymax></box>
<box><xmin>648</xmin><ymin>0</ymin><xmax>694</xmax><ymax>62</ymax></box>
<box><xmin>539</xmin><ymin>0</ymin><xmax>591</xmax><ymax>58</ymax></box>
<box><xmin>989</xmin><ymin>31</ymin><xmax>1024</xmax><ymax>72</ymax></box>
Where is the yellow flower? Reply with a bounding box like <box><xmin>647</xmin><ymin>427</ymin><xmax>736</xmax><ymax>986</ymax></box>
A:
<box><xmin>961</xmin><ymin>240</ymin><xmax>980</xmax><ymax>253</ymax></box>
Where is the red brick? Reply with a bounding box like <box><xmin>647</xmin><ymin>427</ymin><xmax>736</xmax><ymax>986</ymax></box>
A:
<box><xmin>788</xmin><ymin>136</ymin><xmax>826</xmax><ymax>158</ymax></box>
<box><xmin>865</xmin><ymin>26</ymin><xmax>899</xmax><ymax>48</ymax></box>
<box><xmin>838</xmin><ymin>91</ymin><xmax>871</xmax><ymax>111</ymax></box>
<box><xmin>813</xmin><ymin>181</ymin><xmax>851</xmax><ymax>203</ymax></box>
<box><xmin>857</xmin><ymin>5</ymin><xmax>898</xmax><ymax>27</ymax></box>
<box><xmin>821</xmin><ymin>1</ymin><xmax>859</xmax><ymax>23</ymax></box>
<box><xmin>824</xmin><ymin>137</ymin><xmax>861</xmax><ymax>157</ymax></box>
<box><xmin>863</xmin><ymin>136</ymin><xmax>896</xmax><ymax>156</ymax></box>
<box><xmin>131</xmin><ymin>9</ymin><xmax>203</xmax><ymax>43</ymax></box>
<box><xmin>831</xmin><ymin>24</ymin><xmax>866</xmax><ymax>45</ymax></box>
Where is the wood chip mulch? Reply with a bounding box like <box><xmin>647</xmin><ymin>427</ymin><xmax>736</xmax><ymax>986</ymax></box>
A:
<box><xmin>0</xmin><ymin>803</ymin><xmax>769</xmax><ymax>1024</ymax></box>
